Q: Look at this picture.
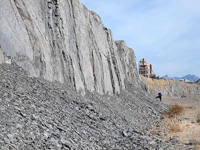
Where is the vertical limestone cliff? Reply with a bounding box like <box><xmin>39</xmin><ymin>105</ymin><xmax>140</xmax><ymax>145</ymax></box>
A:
<box><xmin>0</xmin><ymin>0</ymin><xmax>139</xmax><ymax>95</ymax></box>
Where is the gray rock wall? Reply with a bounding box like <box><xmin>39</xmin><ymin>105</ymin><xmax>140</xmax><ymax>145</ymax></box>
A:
<box><xmin>142</xmin><ymin>77</ymin><xmax>200</xmax><ymax>97</ymax></box>
<box><xmin>0</xmin><ymin>0</ymin><xmax>139</xmax><ymax>95</ymax></box>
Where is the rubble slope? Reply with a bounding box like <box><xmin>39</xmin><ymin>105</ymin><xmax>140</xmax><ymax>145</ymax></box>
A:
<box><xmin>0</xmin><ymin>63</ymin><xmax>190</xmax><ymax>150</ymax></box>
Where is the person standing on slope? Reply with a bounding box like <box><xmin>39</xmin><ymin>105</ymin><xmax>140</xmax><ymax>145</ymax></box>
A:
<box><xmin>156</xmin><ymin>92</ymin><xmax>162</xmax><ymax>101</ymax></box>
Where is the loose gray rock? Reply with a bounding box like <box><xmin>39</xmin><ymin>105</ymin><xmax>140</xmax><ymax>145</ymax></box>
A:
<box><xmin>0</xmin><ymin>63</ymin><xmax>191</xmax><ymax>149</ymax></box>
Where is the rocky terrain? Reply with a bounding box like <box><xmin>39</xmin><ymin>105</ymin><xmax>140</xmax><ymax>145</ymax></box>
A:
<box><xmin>1</xmin><ymin>63</ymin><xmax>194</xmax><ymax>150</ymax></box>
<box><xmin>142</xmin><ymin>76</ymin><xmax>200</xmax><ymax>97</ymax></box>
<box><xmin>159</xmin><ymin>97</ymin><xmax>200</xmax><ymax>150</ymax></box>
<box><xmin>0</xmin><ymin>0</ymin><xmax>198</xmax><ymax>149</ymax></box>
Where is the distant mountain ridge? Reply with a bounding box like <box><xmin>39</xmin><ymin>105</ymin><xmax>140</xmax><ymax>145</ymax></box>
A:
<box><xmin>169</xmin><ymin>74</ymin><xmax>200</xmax><ymax>82</ymax></box>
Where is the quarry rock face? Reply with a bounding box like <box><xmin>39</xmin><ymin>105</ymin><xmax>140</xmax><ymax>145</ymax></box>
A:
<box><xmin>142</xmin><ymin>76</ymin><xmax>200</xmax><ymax>97</ymax></box>
<box><xmin>0</xmin><ymin>0</ymin><xmax>139</xmax><ymax>95</ymax></box>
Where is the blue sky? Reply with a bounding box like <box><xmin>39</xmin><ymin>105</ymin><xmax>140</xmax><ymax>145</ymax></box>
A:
<box><xmin>79</xmin><ymin>0</ymin><xmax>200</xmax><ymax>77</ymax></box>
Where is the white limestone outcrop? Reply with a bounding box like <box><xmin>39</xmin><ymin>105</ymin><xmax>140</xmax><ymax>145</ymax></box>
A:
<box><xmin>0</xmin><ymin>0</ymin><xmax>139</xmax><ymax>95</ymax></box>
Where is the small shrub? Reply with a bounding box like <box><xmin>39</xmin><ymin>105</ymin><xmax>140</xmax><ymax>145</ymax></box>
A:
<box><xmin>164</xmin><ymin>133</ymin><xmax>168</xmax><ymax>137</ymax></box>
<box><xmin>160</xmin><ymin>116</ymin><xmax>165</xmax><ymax>120</ymax></box>
<box><xmin>141</xmin><ymin>129</ymin><xmax>146</xmax><ymax>134</ymax></box>
<box><xmin>197</xmin><ymin>111</ymin><xmax>200</xmax><ymax>123</ymax></box>
<box><xmin>151</xmin><ymin>130</ymin><xmax>157</xmax><ymax>135</ymax></box>
<box><xmin>169</xmin><ymin>124</ymin><xmax>182</xmax><ymax>133</ymax></box>
<box><xmin>166</xmin><ymin>104</ymin><xmax>184</xmax><ymax>118</ymax></box>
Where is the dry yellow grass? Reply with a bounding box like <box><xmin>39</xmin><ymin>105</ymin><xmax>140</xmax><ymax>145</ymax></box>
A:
<box><xmin>161</xmin><ymin>100</ymin><xmax>200</xmax><ymax>149</ymax></box>
<box><xmin>156</xmin><ymin>124</ymin><xmax>160</xmax><ymax>127</ymax></box>
<box><xmin>151</xmin><ymin>130</ymin><xmax>158</xmax><ymax>135</ymax></box>
<box><xmin>160</xmin><ymin>116</ymin><xmax>165</xmax><ymax>120</ymax></box>
<box><xmin>169</xmin><ymin>124</ymin><xmax>182</xmax><ymax>133</ymax></box>
<box><xmin>164</xmin><ymin>104</ymin><xmax>184</xmax><ymax>118</ymax></box>
<box><xmin>141</xmin><ymin>129</ymin><xmax>146</xmax><ymax>134</ymax></box>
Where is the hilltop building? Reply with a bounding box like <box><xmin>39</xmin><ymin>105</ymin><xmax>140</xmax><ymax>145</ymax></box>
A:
<box><xmin>139</xmin><ymin>58</ymin><xmax>155</xmax><ymax>78</ymax></box>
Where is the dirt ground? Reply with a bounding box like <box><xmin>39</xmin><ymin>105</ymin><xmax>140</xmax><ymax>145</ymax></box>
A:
<box><xmin>162</xmin><ymin>96</ymin><xmax>200</xmax><ymax>149</ymax></box>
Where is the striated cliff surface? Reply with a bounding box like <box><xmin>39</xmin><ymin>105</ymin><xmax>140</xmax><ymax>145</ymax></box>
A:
<box><xmin>0</xmin><ymin>0</ymin><xmax>140</xmax><ymax>95</ymax></box>
<box><xmin>142</xmin><ymin>76</ymin><xmax>200</xmax><ymax>97</ymax></box>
